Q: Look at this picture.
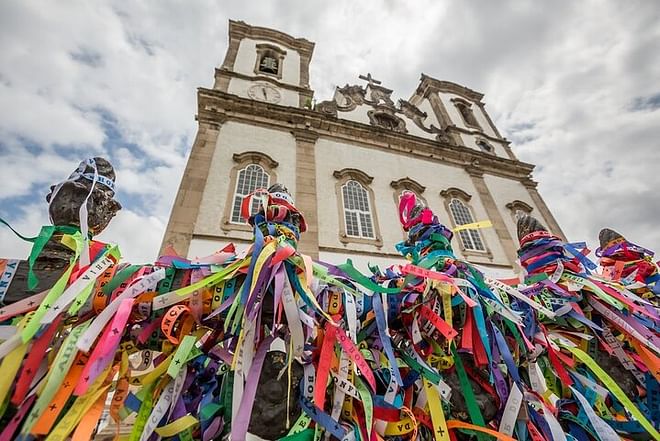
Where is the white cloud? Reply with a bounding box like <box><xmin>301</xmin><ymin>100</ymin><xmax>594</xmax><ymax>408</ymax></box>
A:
<box><xmin>96</xmin><ymin>208</ymin><xmax>165</xmax><ymax>264</ymax></box>
<box><xmin>1</xmin><ymin>0</ymin><xmax>659</xmax><ymax>263</ymax></box>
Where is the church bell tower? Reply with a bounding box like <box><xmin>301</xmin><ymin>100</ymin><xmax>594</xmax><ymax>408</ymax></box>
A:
<box><xmin>213</xmin><ymin>20</ymin><xmax>315</xmax><ymax>108</ymax></box>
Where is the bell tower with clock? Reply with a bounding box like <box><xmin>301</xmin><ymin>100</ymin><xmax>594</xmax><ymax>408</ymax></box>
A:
<box><xmin>213</xmin><ymin>20</ymin><xmax>315</xmax><ymax>108</ymax></box>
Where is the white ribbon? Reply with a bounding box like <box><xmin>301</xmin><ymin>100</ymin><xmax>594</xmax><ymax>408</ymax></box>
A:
<box><xmin>498</xmin><ymin>383</ymin><xmax>523</xmax><ymax>436</ymax></box>
<box><xmin>570</xmin><ymin>386</ymin><xmax>620</xmax><ymax>441</ymax></box>
<box><xmin>281</xmin><ymin>276</ymin><xmax>305</xmax><ymax>358</ymax></box>
<box><xmin>486</xmin><ymin>277</ymin><xmax>556</xmax><ymax>318</ymax></box>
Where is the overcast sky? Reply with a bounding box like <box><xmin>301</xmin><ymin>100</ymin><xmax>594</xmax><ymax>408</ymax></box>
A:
<box><xmin>1</xmin><ymin>1</ymin><xmax>659</xmax><ymax>264</ymax></box>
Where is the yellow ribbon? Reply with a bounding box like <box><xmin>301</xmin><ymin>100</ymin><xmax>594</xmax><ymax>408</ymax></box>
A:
<box><xmin>452</xmin><ymin>220</ymin><xmax>492</xmax><ymax>233</ymax></box>
<box><xmin>424</xmin><ymin>378</ymin><xmax>451</xmax><ymax>441</ymax></box>
<box><xmin>154</xmin><ymin>414</ymin><xmax>198</xmax><ymax>437</ymax></box>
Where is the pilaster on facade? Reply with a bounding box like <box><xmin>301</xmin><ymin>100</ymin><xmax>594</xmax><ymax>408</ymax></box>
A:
<box><xmin>521</xmin><ymin>178</ymin><xmax>567</xmax><ymax>241</ymax></box>
<box><xmin>463</xmin><ymin>163</ymin><xmax>518</xmax><ymax>266</ymax></box>
<box><xmin>292</xmin><ymin>128</ymin><xmax>320</xmax><ymax>258</ymax></box>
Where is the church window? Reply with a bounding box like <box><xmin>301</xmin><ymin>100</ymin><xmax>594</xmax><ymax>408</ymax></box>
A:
<box><xmin>451</xmin><ymin>98</ymin><xmax>481</xmax><ymax>130</ymax></box>
<box><xmin>254</xmin><ymin>44</ymin><xmax>287</xmax><ymax>79</ymax></box>
<box><xmin>367</xmin><ymin>111</ymin><xmax>407</xmax><ymax>133</ymax></box>
<box><xmin>258</xmin><ymin>52</ymin><xmax>279</xmax><ymax>75</ymax></box>
<box><xmin>342</xmin><ymin>181</ymin><xmax>374</xmax><ymax>238</ymax></box>
<box><xmin>223</xmin><ymin>151</ymin><xmax>279</xmax><ymax>231</ymax></box>
<box><xmin>440</xmin><ymin>187</ymin><xmax>489</xmax><ymax>256</ymax></box>
<box><xmin>230</xmin><ymin>164</ymin><xmax>270</xmax><ymax>223</ymax></box>
<box><xmin>476</xmin><ymin>139</ymin><xmax>494</xmax><ymax>154</ymax></box>
<box><xmin>333</xmin><ymin>168</ymin><xmax>382</xmax><ymax>246</ymax></box>
<box><xmin>448</xmin><ymin>199</ymin><xmax>485</xmax><ymax>251</ymax></box>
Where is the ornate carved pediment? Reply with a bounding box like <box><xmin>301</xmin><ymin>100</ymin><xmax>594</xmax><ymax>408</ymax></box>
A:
<box><xmin>398</xmin><ymin>99</ymin><xmax>447</xmax><ymax>139</ymax></box>
<box><xmin>390</xmin><ymin>177</ymin><xmax>426</xmax><ymax>195</ymax></box>
<box><xmin>367</xmin><ymin>85</ymin><xmax>395</xmax><ymax>107</ymax></box>
<box><xmin>333</xmin><ymin>168</ymin><xmax>374</xmax><ymax>185</ymax></box>
<box><xmin>232</xmin><ymin>151</ymin><xmax>279</xmax><ymax>168</ymax></box>
<box><xmin>440</xmin><ymin>187</ymin><xmax>472</xmax><ymax>202</ymax></box>
<box><xmin>315</xmin><ymin>100</ymin><xmax>337</xmax><ymax>116</ymax></box>
<box><xmin>505</xmin><ymin>200</ymin><xmax>533</xmax><ymax>213</ymax></box>
<box><xmin>336</xmin><ymin>84</ymin><xmax>367</xmax><ymax>110</ymax></box>
<box><xmin>315</xmin><ymin>74</ymin><xmax>456</xmax><ymax>144</ymax></box>
<box><xmin>367</xmin><ymin>110</ymin><xmax>407</xmax><ymax>133</ymax></box>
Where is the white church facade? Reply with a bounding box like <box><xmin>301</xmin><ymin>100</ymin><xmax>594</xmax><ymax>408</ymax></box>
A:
<box><xmin>161</xmin><ymin>20</ymin><xmax>564</xmax><ymax>276</ymax></box>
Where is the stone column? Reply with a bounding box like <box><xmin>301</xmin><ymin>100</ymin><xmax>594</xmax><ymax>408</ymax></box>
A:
<box><xmin>465</xmin><ymin>164</ymin><xmax>518</xmax><ymax>266</ymax></box>
<box><xmin>521</xmin><ymin>178</ymin><xmax>567</xmax><ymax>241</ymax></box>
<box><xmin>292</xmin><ymin>129</ymin><xmax>320</xmax><ymax>259</ymax></box>
<box><xmin>160</xmin><ymin>118</ymin><xmax>223</xmax><ymax>257</ymax></box>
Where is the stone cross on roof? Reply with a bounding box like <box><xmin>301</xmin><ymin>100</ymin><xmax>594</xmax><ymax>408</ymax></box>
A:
<box><xmin>358</xmin><ymin>73</ymin><xmax>382</xmax><ymax>87</ymax></box>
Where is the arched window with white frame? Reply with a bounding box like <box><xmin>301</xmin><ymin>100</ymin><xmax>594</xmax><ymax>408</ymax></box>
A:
<box><xmin>230</xmin><ymin>164</ymin><xmax>270</xmax><ymax>223</ymax></box>
<box><xmin>222</xmin><ymin>151</ymin><xmax>279</xmax><ymax>231</ymax></box>
<box><xmin>448</xmin><ymin>198</ymin><xmax>486</xmax><ymax>251</ymax></box>
<box><xmin>440</xmin><ymin>187</ymin><xmax>489</xmax><ymax>256</ymax></box>
<box><xmin>333</xmin><ymin>168</ymin><xmax>382</xmax><ymax>246</ymax></box>
<box><xmin>342</xmin><ymin>180</ymin><xmax>374</xmax><ymax>238</ymax></box>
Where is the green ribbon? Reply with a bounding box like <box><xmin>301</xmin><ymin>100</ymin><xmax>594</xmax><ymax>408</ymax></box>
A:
<box><xmin>279</xmin><ymin>428</ymin><xmax>315</xmax><ymax>441</ymax></box>
<box><xmin>451</xmin><ymin>343</ymin><xmax>485</xmax><ymax>433</ymax></box>
<box><xmin>337</xmin><ymin>260</ymin><xmax>401</xmax><ymax>294</ymax></box>
<box><xmin>400</xmin><ymin>348</ymin><xmax>441</xmax><ymax>384</ymax></box>
<box><xmin>129</xmin><ymin>383</ymin><xmax>155</xmax><ymax>441</ymax></box>
<box><xmin>0</xmin><ymin>218</ymin><xmax>80</xmax><ymax>291</ymax></box>
<box><xmin>102</xmin><ymin>264</ymin><xmax>142</xmax><ymax>295</ymax></box>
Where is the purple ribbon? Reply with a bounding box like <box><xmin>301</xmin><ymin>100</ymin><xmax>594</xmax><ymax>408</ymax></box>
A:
<box><xmin>230</xmin><ymin>336</ymin><xmax>274</xmax><ymax>441</ymax></box>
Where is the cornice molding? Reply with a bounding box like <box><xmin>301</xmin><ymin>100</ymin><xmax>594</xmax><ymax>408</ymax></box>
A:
<box><xmin>440</xmin><ymin>187</ymin><xmax>472</xmax><ymax>202</ymax></box>
<box><xmin>390</xmin><ymin>177</ymin><xmax>426</xmax><ymax>195</ymax></box>
<box><xmin>520</xmin><ymin>177</ymin><xmax>539</xmax><ymax>189</ymax></box>
<box><xmin>215</xmin><ymin>68</ymin><xmax>314</xmax><ymax>94</ymax></box>
<box><xmin>196</xmin><ymin>88</ymin><xmax>536</xmax><ymax>181</ymax></box>
<box><xmin>418</xmin><ymin>74</ymin><xmax>484</xmax><ymax>102</ymax></box>
<box><xmin>333</xmin><ymin>168</ymin><xmax>374</xmax><ymax>185</ymax></box>
<box><xmin>228</xmin><ymin>20</ymin><xmax>315</xmax><ymax>56</ymax></box>
<box><xmin>464</xmin><ymin>159</ymin><xmax>485</xmax><ymax>178</ymax></box>
<box><xmin>506</xmin><ymin>200</ymin><xmax>534</xmax><ymax>212</ymax></box>
<box><xmin>291</xmin><ymin>128</ymin><xmax>319</xmax><ymax>143</ymax></box>
<box><xmin>232</xmin><ymin>151</ymin><xmax>279</xmax><ymax>168</ymax></box>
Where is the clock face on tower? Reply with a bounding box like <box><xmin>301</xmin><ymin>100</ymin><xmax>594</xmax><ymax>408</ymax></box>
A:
<box><xmin>247</xmin><ymin>83</ymin><xmax>282</xmax><ymax>104</ymax></box>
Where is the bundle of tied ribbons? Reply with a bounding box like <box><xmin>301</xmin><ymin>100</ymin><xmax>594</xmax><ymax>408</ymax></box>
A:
<box><xmin>0</xmin><ymin>189</ymin><xmax>658</xmax><ymax>441</ymax></box>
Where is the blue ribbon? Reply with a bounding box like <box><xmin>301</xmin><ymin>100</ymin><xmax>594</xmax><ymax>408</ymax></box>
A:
<box><xmin>492</xmin><ymin>325</ymin><xmax>521</xmax><ymax>386</ymax></box>
<box><xmin>372</xmin><ymin>292</ymin><xmax>403</xmax><ymax>386</ymax></box>
<box><xmin>299</xmin><ymin>396</ymin><xmax>346</xmax><ymax>439</ymax></box>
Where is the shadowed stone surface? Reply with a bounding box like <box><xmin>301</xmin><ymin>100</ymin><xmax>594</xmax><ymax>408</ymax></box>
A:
<box><xmin>598</xmin><ymin>228</ymin><xmax>625</xmax><ymax>249</ymax></box>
